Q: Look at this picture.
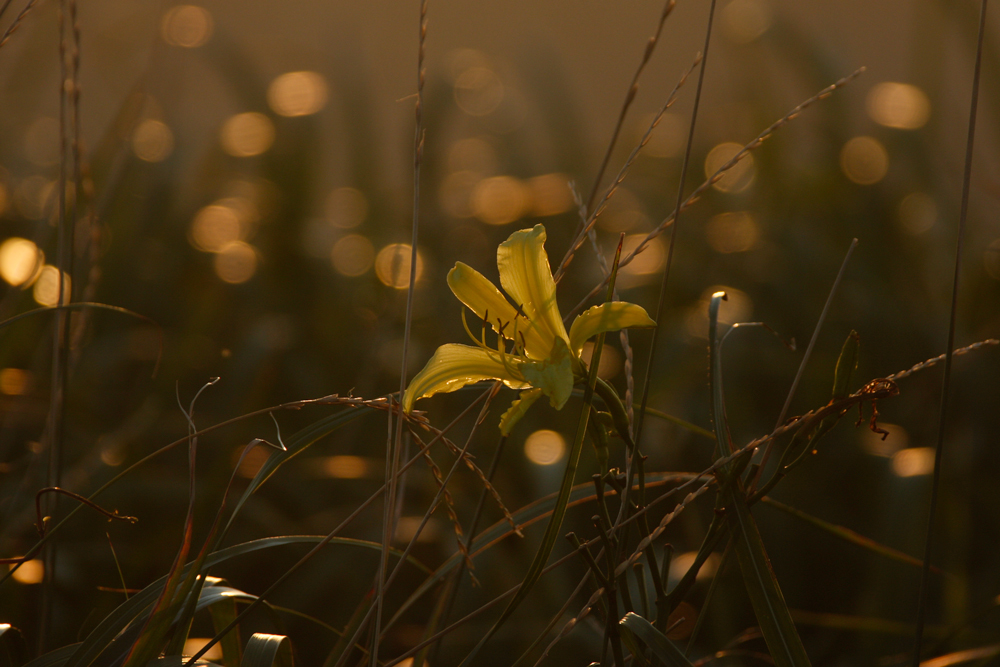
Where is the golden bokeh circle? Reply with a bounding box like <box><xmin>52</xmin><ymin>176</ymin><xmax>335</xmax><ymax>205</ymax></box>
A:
<box><xmin>375</xmin><ymin>244</ymin><xmax>424</xmax><ymax>289</ymax></box>
<box><xmin>331</xmin><ymin>234</ymin><xmax>375</xmax><ymax>277</ymax></box>
<box><xmin>161</xmin><ymin>5</ymin><xmax>213</xmax><ymax>48</ymax></box>
<box><xmin>268</xmin><ymin>71</ymin><xmax>328</xmax><ymax>117</ymax></box>
<box><xmin>704</xmin><ymin>142</ymin><xmax>755</xmax><ymax>193</ymax></box>
<box><xmin>0</xmin><ymin>237</ymin><xmax>44</xmax><ymax>286</ymax></box>
<box><xmin>840</xmin><ymin>136</ymin><xmax>889</xmax><ymax>185</ymax></box>
<box><xmin>132</xmin><ymin>119</ymin><xmax>175</xmax><ymax>163</ymax></box>
<box><xmin>220</xmin><ymin>112</ymin><xmax>275</xmax><ymax>157</ymax></box>
<box><xmin>524</xmin><ymin>429</ymin><xmax>566</xmax><ymax>466</ymax></box>
<box><xmin>214</xmin><ymin>242</ymin><xmax>258</xmax><ymax>284</ymax></box>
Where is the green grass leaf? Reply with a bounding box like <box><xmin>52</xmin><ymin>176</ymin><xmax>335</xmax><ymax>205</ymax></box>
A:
<box><xmin>243</xmin><ymin>633</ymin><xmax>294</xmax><ymax>667</ymax></box>
<box><xmin>619</xmin><ymin>613</ymin><xmax>694</xmax><ymax>667</ymax></box>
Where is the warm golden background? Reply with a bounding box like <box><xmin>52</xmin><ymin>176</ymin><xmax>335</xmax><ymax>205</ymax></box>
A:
<box><xmin>0</xmin><ymin>0</ymin><xmax>998</xmax><ymax>664</ymax></box>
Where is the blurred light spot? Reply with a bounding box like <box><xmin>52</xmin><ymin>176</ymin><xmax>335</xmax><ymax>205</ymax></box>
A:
<box><xmin>0</xmin><ymin>237</ymin><xmax>44</xmax><ymax>286</ymax></box>
<box><xmin>182</xmin><ymin>639</ymin><xmax>222</xmax><ymax>662</ymax></box>
<box><xmin>454</xmin><ymin>67</ymin><xmax>504</xmax><ymax>117</ymax></box>
<box><xmin>705</xmin><ymin>211</ymin><xmax>759</xmax><ymax>253</ymax></box>
<box><xmin>267</xmin><ymin>71</ymin><xmax>328</xmax><ymax>117</ymax></box>
<box><xmin>33</xmin><ymin>266</ymin><xmax>70</xmax><ymax>306</ymax></box>
<box><xmin>684</xmin><ymin>286</ymin><xmax>753</xmax><ymax>338</ymax></box>
<box><xmin>375</xmin><ymin>244</ymin><xmax>424</xmax><ymax>289</ymax></box>
<box><xmin>235</xmin><ymin>444</ymin><xmax>271</xmax><ymax>478</ymax></box>
<box><xmin>866</xmin><ymin>82</ymin><xmax>930</xmax><ymax>130</ymax></box>
<box><xmin>439</xmin><ymin>170</ymin><xmax>479</xmax><ymax>218</ymax></box>
<box><xmin>0</xmin><ymin>368</ymin><xmax>31</xmax><ymax>395</ymax></box>
<box><xmin>396</xmin><ymin>516</ymin><xmax>441</xmax><ymax>543</ymax></box>
<box><xmin>705</xmin><ymin>142</ymin><xmax>755</xmax><ymax>193</ymax></box>
<box><xmin>621</xmin><ymin>234</ymin><xmax>666</xmax><ymax>276</ymax></box>
<box><xmin>722</xmin><ymin>0</ymin><xmax>772</xmax><ymax>43</ymax></box>
<box><xmin>325</xmin><ymin>187</ymin><xmax>368</xmax><ymax>229</ymax></box>
<box><xmin>131</xmin><ymin>119</ymin><xmax>174</xmax><ymax>162</ymax></box>
<box><xmin>331</xmin><ymin>234</ymin><xmax>375</xmax><ymax>277</ymax></box>
<box><xmin>860</xmin><ymin>423</ymin><xmax>908</xmax><ymax>458</ymax></box>
<box><xmin>898</xmin><ymin>192</ymin><xmax>937</xmax><ymax>235</ymax></box>
<box><xmin>528</xmin><ymin>173</ymin><xmax>574</xmax><ymax>217</ymax></box>
<box><xmin>984</xmin><ymin>240</ymin><xmax>1000</xmax><ymax>280</ymax></box>
<box><xmin>840</xmin><ymin>136</ymin><xmax>889</xmax><ymax>185</ymax></box>
<box><xmin>669</xmin><ymin>551</ymin><xmax>720</xmax><ymax>582</ymax></box>
<box><xmin>24</xmin><ymin>117</ymin><xmax>60</xmax><ymax>166</ymax></box>
<box><xmin>892</xmin><ymin>447</ymin><xmax>935</xmax><ymax>477</ymax></box>
<box><xmin>524</xmin><ymin>429</ymin><xmax>565</xmax><ymax>465</ymax></box>
<box><xmin>580</xmin><ymin>342</ymin><xmax>622</xmax><ymax>380</ymax></box>
<box><xmin>446</xmin><ymin>48</ymin><xmax>491</xmax><ymax>82</ymax></box>
<box><xmin>472</xmin><ymin>175</ymin><xmax>530</xmax><ymax>226</ymax></box>
<box><xmin>220</xmin><ymin>112</ymin><xmax>274</xmax><ymax>157</ymax></box>
<box><xmin>597</xmin><ymin>188</ymin><xmax>647</xmax><ymax>233</ymax></box>
<box><xmin>640</xmin><ymin>112</ymin><xmax>684</xmax><ymax>158</ymax></box>
<box><xmin>214</xmin><ymin>242</ymin><xmax>257</xmax><ymax>284</ymax></box>
<box><xmin>396</xmin><ymin>660</ymin><xmax>415</xmax><ymax>667</ymax></box>
<box><xmin>190</xmin><ymin>204</ymin><xmax>242</xmax><ymax>252</ymax></box>
<box><xmin>99</xmin><ymin>442</ymin><xmax>126</xmax><ymax>467</ymax></box>
<box><xmin>14</xmin><ymin>176</ymin><xmax>55</xmax><ymax>220</ymax></box>
<box><xmin>448</xmin><ymin>136</ymin><xmax>497</xmax><ymax>175</ymax></box>
<box><xmin>161</xmin><ymin>5</ymin><xmax>212</xmax><ymax>47</ymax></box>
<box><xmin>9</xmin><ymin>560</ymin><xmax>43</xmax><ymax>584</ymax></box>
<box><xmin>322</xmin><ymin>455</ymin><xmax>369</xmax><ymax>479</ymax></box>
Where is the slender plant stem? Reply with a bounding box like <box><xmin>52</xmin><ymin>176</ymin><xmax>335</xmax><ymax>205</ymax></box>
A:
<box><xmin>912</xmin><ymin>0</ymin><xmax>988</xmax><ymax>663</ymax></box>
<box><xmin>427</xmin><ymin>432</ymin><xmax>508</xmax><ymax>665</ymax></box>
<box><xmin>631</xmin><ymin>0</ymin><xmax>718</xmax><ymax>504</ymax></box>
<box><xmin>583</xmin><ymin>0</ymin><xmax>675</xmax><ymax>216</ymax></box>
<box><xmin>374</xmin><ymin>2</ymin><xmax>427</xmax><ymax>665</ymax></box>
<box><xmin>749</xmin><ymin>238</ymin><xmax>858</xmax><ymax>494</ymax></box>
<box><xmin>39</xmin><ymin>0</ymin><xmax>73</xmax><ymax>650</ymax></box>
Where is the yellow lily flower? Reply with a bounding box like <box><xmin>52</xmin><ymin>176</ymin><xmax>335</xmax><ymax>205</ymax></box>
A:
<box><xmin>402</xmin><ymin>224</ymin><xmax>654</xmax><ymax>433</ymax></box>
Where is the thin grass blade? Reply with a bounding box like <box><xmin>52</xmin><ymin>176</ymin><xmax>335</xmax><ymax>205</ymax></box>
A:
<box><xmin>708</xmin><ymin>292</ymin><xmax>811</xmax><ymax>667</ymax></box>
<box><xmin>619</xmin><ymin>613</ymin><xmax>694</xmax><ymax>667</ymax></box>
<box><xmin>243</xmin><ymin>633</ymin><xmax>294</xmax><ymax>667</ymax></box>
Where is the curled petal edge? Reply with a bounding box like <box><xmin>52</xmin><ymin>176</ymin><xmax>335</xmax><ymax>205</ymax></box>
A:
<box><xmin>568</xmin><ymin>302</ymin><xmax>656</xmax><ymax>358</ymax></box>
<box><xmin>402</xmin><ymin>344</ymin><xmax>530</xmax><ymax>413</ymax></box>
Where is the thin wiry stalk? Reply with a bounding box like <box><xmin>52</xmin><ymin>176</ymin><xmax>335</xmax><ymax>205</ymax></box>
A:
<box><xmin>384</xmin><ymin>477</ymin><xmax>715</xmax><ymax>667</ymax></box>
<box><xmin>185</xmin><ymin>392</ymin><xmax>488</xmax><ymax>667</ymax></box>
<box><xmin>375</xmin><ymin>2</ymin><xmax>427</xmax><ymax>665</ymax></box>
<box><xmin>563</xmin><ymin>67</ymin><xmax>867</xmax><ymax>321</ymax></box>
<box><xmin>582</xmin><ymin>0</ymin><xmax>676</xmax><ymax>216</ymax></box>
<box><xmin>427</xmin><ymin>425</ymin><xmax>508</xmax><ymax>665</ymax></box>
<box><xmin>555</xmin><ymin>54</ymin><xmax>700</xmax><ymax>282</ymax></box>
<box><xmin>912</xmin><ymin>0</ymin><xmax>988</xmax><ymax>662</ymax></box>
<box><xmin>382</xmin><ymin>339</ymin><xmax>998</xmax><ymax>665</ymax></box>
<box><xmin>0</xmin><ymin>0</ymin><xmax>38</xmax><ymax>49</ymax></box>
<box><xmin>626</xmin><ymin>0</ymin><xmax>718</xmax><ymax>534</ymax></box>
<box><xmin>514</xmin><ymin>571</ymin><xmax>593</xmax><ymax>667</ymax></box>
<box><xmin>749</xmin><ymin>238</ymin><xmax>858</xmax><ymax>494</ymax></box>
<box><xmin>336</xmin><ymin>392</ymin><xmax>499</xmax><ymax>667</ymax></box>
<box><xmin>39</xmin><ymin>0</ymin><xmax>73</xmax><ymax>649</ymax></box>
<box><xmin>887</xmin><ymin>339</ymin><xmax>997</xmax><ymax>382</ymax></box>
<box><xmin>578</xmin><ymin>186</ymin><xmax>636</xmax><ymax>431</ymax></box>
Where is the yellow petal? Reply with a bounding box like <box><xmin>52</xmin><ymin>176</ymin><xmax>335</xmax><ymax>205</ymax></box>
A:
<box><xmin>447</xmin><ymin>262</ymin><xmax>551</xmax><ymax>358</ymax></box>
<box><xmin>520</xmin><ymin>336</ymin><xmax>574</xmax><ymax>410</ymax></box>
<box><xmin>499</xmin><ymin>388</ymin><xmax>543</xmax><ymax>435</ymax></box>
<box><xmin>568</xmin><ymin>302</ymin><xmax>656</xmax><ymax>357</ymax></box>
<box><xmin>402</xmin><ymin>344</ymin><xmax>529</xmax><ymax>413</ymax></box>
<box><xmin>496</xmin><ymin>225</ymin><xmax>569</xmax><ymax>357</ymax></box>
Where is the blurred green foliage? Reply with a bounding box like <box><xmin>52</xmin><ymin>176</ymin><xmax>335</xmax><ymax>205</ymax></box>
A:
<box><xmin>0</xmin><ymin>1</ymin><xmax>999</xmax><ymax>664</ymax></box>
